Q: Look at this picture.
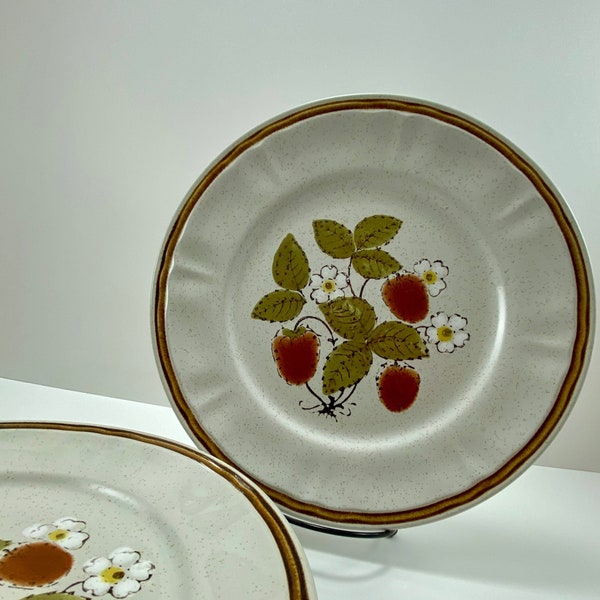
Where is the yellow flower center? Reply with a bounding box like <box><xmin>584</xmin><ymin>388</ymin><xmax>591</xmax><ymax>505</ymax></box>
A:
<box><xmin>437</xmin><ymin>326</ymin><xmax>454</xmax><ymax>342</ymax></box>
<box><xmin>423</xmin><ymin>270</ymin><xmax>437</xmax><ymax>284</ymax></box>
<box><xmin>321</xmin><ymin>279</ymin><xmax>336</xmax><ymax>293</ymax></box>
<box><xmin>48</xmin><ymin>529</ymin><xmax>69</xmax><ymax>542</ymax></box>
<box><xmin>101</xmin><ymin>566</ymin><xmax>126</xmax><ymax>584</ymax></box>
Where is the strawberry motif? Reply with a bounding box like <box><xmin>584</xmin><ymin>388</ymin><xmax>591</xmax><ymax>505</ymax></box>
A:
<box><xmin>377</xmin><ymin>364</ymin><xmax>420</xmax><ymax>412</ymax></box>
<box><xmin>381</xmin><ymin>273</ymin><xmax>429</xmax><ymax>323</ymax></box>
<box><xmin>271</xmin><ymin>326</ymin><xmax>320</xmax><ymax>385</ymax></box>
<box><xmin>253</xmin><ymin>216</ymin><xmax>468</xmax><ymax>419</ymax></box>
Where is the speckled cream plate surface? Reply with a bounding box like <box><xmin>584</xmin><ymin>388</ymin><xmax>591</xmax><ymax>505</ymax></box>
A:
<box><xmin>153</xmin><ymin>96</ymin><xmax>593</xmax><ymax>531</ymax></box>
<box><xmin>0</xmin><ymin>423</ymin><xmax>315</xmax><ymax>599</ymax></box>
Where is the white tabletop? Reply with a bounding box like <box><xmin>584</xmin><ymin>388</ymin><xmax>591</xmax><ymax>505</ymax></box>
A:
<box><xmin>1</xmin><ymin>377</ymin><xmax>598</xmax><ymax>599</ymax></box>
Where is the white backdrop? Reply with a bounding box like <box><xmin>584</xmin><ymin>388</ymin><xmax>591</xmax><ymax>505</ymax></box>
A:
<box><xmin>1</xmin><ymin>1</ymin><xmax>598</xmax><ymax>472</ymax></box>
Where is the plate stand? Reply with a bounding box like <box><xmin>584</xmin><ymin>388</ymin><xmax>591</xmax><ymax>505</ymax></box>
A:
<box><xmin>285</xmin><ymin>515</ymin><xmax>397</xmax><ymax>539</ymax></box>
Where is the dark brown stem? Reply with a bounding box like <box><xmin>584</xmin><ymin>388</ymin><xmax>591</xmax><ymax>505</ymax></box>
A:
<box><xmin>295</xmin><ymin>315</ymin><xmax>336</xmax><ymax>345</ymax></box>
<box><xmin>358</xmin><ymin>278</ymin><xmax>371</xmax><ymax>298</ymax></box>
<box><xmin>304</xmin><ymin>382</ymin><xmax>327</xmax><ymax>408</ymax></box>
<box><xmin>333</xmin><ymin>383</ymin><xmax>358</xmax><ymax>409</ymax></box>
<box><xmin>62</xmin><ymin>580</ymin><xmax>84</xmax><ymax>593</ymax></box>
<box><xmin>346</xmin><ymin>257</ymin><xmax>358</xmax><ymax>296</ymax></box>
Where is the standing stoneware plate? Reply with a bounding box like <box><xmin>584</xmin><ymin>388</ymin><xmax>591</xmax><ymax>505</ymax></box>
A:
<box><xmin>0</xmin><ymin>423</ymin><xmax>315</xmax><ymax>599</ymax></box>
<box><xmin>153</xmin><ymin>96</ymin><xmax>593</xmax><ymax>531</ymax></box>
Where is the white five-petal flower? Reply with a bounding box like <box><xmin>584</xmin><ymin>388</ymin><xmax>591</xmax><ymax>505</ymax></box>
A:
<box><xmin>82</xmin><ymin>547</ymin><xmax>155</xmax><ymax>598</ymax></box>
<box><xmin>413</xmin><ymin>259</ymin><xmax>448</xmax><ymax>297</ymax></box>
<box><xmin>420</xmin><ymin>312</ymin><xmax>470</xmax><ymax>353</ymax></box>
<box><xmin>23</xmin><ymin>517</ymin><xmax>89</xmax><ymax>550</ymax></box>
<box><xmin>309</xmin><ymin>265</ymin><xmax>349</xmax><ymax>303</ymax></box>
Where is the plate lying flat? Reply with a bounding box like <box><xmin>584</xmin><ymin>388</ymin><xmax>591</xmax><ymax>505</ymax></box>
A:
<box><xmin>0</xmin><ymin>423</ymin><xmax>315</xmax><ymax>598</ymax></box>
<box><xmin>153</xmin><ymin>96</ymin><xmax>593</xmax><ymax>531</ymax></box>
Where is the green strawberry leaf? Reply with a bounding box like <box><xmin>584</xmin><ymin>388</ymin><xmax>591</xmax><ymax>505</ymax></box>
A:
<box><xmin>367</xmin><ymin>321</ymin><xmax>429</xmax><ymax>360</ymax></box>
<box><xmin>322</xmin><ymin>340</ymin><xmax>373</xmax><ymax>396</ymax></box>
<box><xmin>251</xmin><ymin>290</ymin><xmax>306</xmax><ymax>322</ymax></box>
<box><xmin>312</xmin><ymin>220</ymin><xmax>355</xmax><ymax>258</ymax></box>
<box><xmin>351</xmin><ymin>249</ymin><xmax>401</xmax><ymax>279</ymax></box>
<box><xmin>272</xmin><ymin>233</ymin><xmax>310</xmax><ymax>291</ymax></box>
<box><xmin>0</xmin><ymin>539</ymin><xmax>11</xmax><ymax>550</ymax></box>
<box><xmin>319</xmin><ymin>297</ymin><xmax>376</xmax><ymax>340</ymax></box>
<box><xmin>354</xmin><ymin>215</ymin><xmax>402</xmax><ymax>249</ymax></box>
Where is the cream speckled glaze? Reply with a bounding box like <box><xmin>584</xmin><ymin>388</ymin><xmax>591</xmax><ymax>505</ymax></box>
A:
<box><xmin>0</xmin><ymin>423</ymin><xmax>315</xmax><ymax>599</ymax></box>
<box><xmin>153</xmin><ymin>96</ymin><xmax>594</xmax><ymax>531</ymax></box>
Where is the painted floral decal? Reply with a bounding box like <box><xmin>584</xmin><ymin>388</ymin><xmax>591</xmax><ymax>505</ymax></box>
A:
<box><xmin>309</xmin><ymin>265</ymin><xmax>349</xmax><ymax>303</ymax></box>
<box><xmin>0</xmin><ymin>518</ymin><xmax>155</xmax><ymax>599</ymax></box>
<box><xmin>419</xmin><ymin>312</ymin><xmax>470</xmax><ymax>353</ymax></box>
<box><xmin>251</xmin><ymin>215</ymin><xmax>470</xmax><ymax>418</ymax></box>
<box><xmin>413</xmin><ymin>258</ymin><xmax>448</xmax><ymax>297</ymax></box>
<box><xmin>23</xmin><ymin>518</ymin><xmax>89</xmax><ymax>551</ymax></box>
<box><xmin>82</xmin><ymin>548</ymin><xmax>154</xmax><ymax>598</ymax></box>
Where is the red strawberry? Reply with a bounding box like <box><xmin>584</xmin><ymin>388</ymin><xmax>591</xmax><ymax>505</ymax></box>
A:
<box><xmin>272</xmin><ymin>326</ymin><xmax>319</xmax><ymax>385</ymax></box>
<box><xmin>381</xmin><ymin>273</ymin><xmax>429</xmax><ymax>323</ymax></box>
<box><xmin>0</xmin><ymin>541</ymin><xmax>73</xmax><ymax>587</ymax></box>
<box><xmin>377</xmin><ymin>364</ymin><xmax>420</xmax><ymax>412</ymax></box>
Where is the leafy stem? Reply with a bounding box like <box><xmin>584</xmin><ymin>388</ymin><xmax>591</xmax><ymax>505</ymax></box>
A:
<box><xmin>295</xmin><ymin>315</ymin><xmax>337</xmax><ymax>345</ymax></box>
<box><xmin>62</xmin><ymin>580</ymin><xmax>85</xmax><ymax>594</ymax></box>
<box><xmin>336</xmin><ymin>383</ymin><xmax>358</xmax><ymax>408</ymax></box>
<box><xmin>302</xmin><ymin>382</ymin><xmax>325</xmax><ymax>410</ymax></box>
<box><xmin>301</xmin><ymin>383</ymin><xmax>358</xmax><ymax>419</ymax></box>
<box><xmin>346</xmin><ymin>257</ymin><xmax>358</xmax><ymax>297</ymax></box>
<box><xmin>345</xmin><ymin>256</ymin><xmax>376</xmax><ymax>299</ymax></box>
<box><xmin>358</xmin><ymin>277</ymin><xmax>370</xmax><ymax>299</ymax></box>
